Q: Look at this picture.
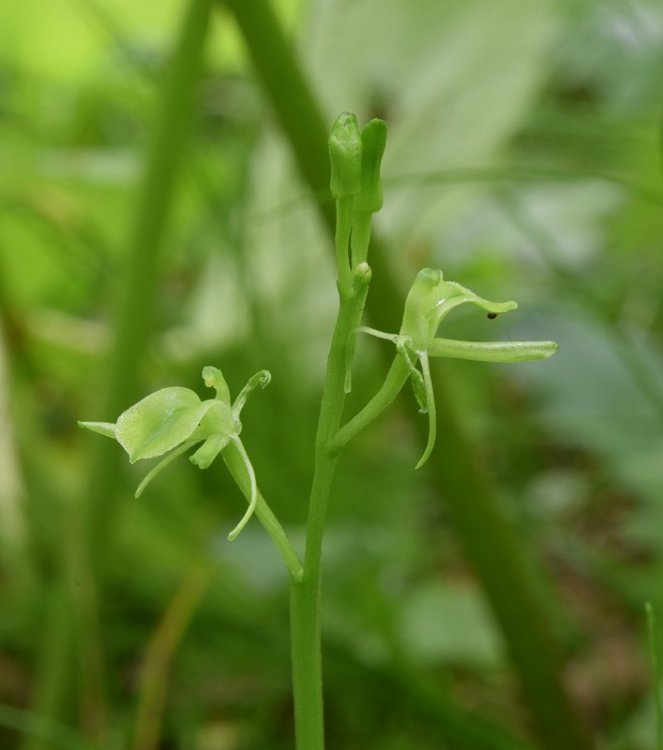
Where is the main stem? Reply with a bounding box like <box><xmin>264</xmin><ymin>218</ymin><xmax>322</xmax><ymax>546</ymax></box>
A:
<box><xmin>290</xmin><ymin>284</ymin><xmax>367</xmax><ymax>750</ymax></box>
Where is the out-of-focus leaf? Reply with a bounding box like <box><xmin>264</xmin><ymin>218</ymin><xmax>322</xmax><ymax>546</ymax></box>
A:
<box><xmin>399</xmin><ymin>579</ymin><xmax>502</xmax><ymax>669</ymax></box>
<box><xmin>305</xmin><ymin>0</ymin><xmax>557</xmax><ymax>246</ymax></box>
<box><xmin>515</xmin><ymin>308</ymin><xmax>663</xmax><ymax>546</ymax></box>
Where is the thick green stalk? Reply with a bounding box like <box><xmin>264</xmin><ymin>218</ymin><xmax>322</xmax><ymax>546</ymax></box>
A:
<box><xmin>221</xmin><ymin>2</ymin><xmax>591</xmax><ymax>748</ymax></box>
<box><xmin>329</xmin><ymin>355</ymin><xmax>410</xmax><ymax>455</ymax></box>
<box><xmin>350</xmin><ymin>211</ymin><xmax>372</xmax><ymax>267</ymax></box>
<box><xmin>290</xmin><ymin>279</ymin><xmax>369</xmax><ymax>749</ymax></box>
<box><xmin>24</xmin><ymin>4</ymin><xmax>212</xmax><ymax>748</ymax></box>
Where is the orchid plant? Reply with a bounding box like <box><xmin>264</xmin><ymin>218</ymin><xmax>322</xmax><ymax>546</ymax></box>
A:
<box><xmin>80</xmin><ymin>112</ymin><xmax>558</xmax><ymax>750</ymax></box>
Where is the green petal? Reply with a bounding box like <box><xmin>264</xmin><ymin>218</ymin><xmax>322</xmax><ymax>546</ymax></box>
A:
<box><xmin>190</xmin><ymin>432</ymin><xmax>230</xmax><ymax>470</ymax></box>
<box><xmin>400</xmin><ymin>269</ymin><xmax>519</xmax><ymax>349</ymax></box>
<box><xmin>202</xmin><ymin>366</ymin><xmax>232</xmax><ymax>405</ymax></box>
<box><xmin>430</xmin><ymin>281</ymin><xmax>517</xmax><ymax>332</ymax></box>
<box><xmin>116</xmin><ymin>387</ymin><xmax>215</xmax><ymax>463</ymax></box>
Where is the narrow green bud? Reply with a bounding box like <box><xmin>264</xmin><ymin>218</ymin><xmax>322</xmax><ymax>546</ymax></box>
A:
<box><xmin>355</xmin><ymin>118</ymin><xmax>387</xmax><ymax>213</ymax></box>
<box><xmin>328</xmin><ymin>112</ymin><xmax>362</xmax><ymax>199</ymax></box>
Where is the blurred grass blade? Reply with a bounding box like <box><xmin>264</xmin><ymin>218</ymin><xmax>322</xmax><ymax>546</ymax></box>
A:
<box><xmin>646</xmin><ymin>602</ymin><xmax>663</xmax><ymax>750</ymax></box>
<box><xmin>0</xmin><ymin>704</ymin><xmax>93</xmax><ymax>750</ymax></box>
<box><xmin>24</xmin><ymin>2</ymin><xmax>213</xmax><ymax>749</ymax></box>
<box><xmin>133</xmin><ymin>564</ymin><xmax>210</xmax><ymax>750</ymax></box>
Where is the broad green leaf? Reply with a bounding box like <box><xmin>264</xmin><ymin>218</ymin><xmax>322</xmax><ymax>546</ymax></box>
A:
<box><xmin>115</xmin><ymin>387</ymin><xmax>212</xmax><ymax>463</ymax></box>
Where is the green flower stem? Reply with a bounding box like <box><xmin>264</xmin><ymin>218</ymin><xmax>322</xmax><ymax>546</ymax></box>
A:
<box><xmin>221</xmin><ymin>2</ymin><xmax>590</xmax><ymax>748</ymax></box>
<box><xmin>350</xmin><ymin>210</ymin><xmax>372</xmax><ymax>267</ymax></box>
<box><xmin>290</xmin><ymin>272</ymin><xmax>371</xmax><ymax>750</ymax></box>
<box><xmin>222</xmin><ymin>441</ymin><xmax>303</xmax><ymax>583</ymax></box>
<box><xmin>330</xmin><ymin>355</ymin><xmax>409</xmax><ymax>456</ymax></box>
<box><xmin>331</xmin><ymin>338</ymin><xmax>559</xmax><ymax>456</ymax></box>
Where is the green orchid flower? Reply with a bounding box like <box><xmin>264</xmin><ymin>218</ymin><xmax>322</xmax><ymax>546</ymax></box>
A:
<box><xmin>337</xmin><ymin>268</ymin><xmax>558</xmax><ymax>468</ymax></box>
<box><xmin>79</xmin><ymin>367</ymin><xmax>271</xmax><ymax>541</ymax></box>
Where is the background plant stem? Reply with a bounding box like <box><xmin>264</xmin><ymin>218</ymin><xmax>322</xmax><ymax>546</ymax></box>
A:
<box><xmin>133</xmin><ymin>564</ymin><xmax>209</xmax><ymax>750</ymax></box>
<box><xmin>23</xmin><ymin>3</ymin><xmax>212</xmax><ymax>747</ymax></box>
<box><xmin>221</xmin><ymin>1</ymin><xmax>591</xmax><ymax>748</ymax></box>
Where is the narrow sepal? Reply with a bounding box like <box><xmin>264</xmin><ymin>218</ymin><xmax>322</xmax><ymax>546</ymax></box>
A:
<box><xmin>78</xmin><ymin>421</ymin><xmax>117</xmax><ymax>439</ymax></box>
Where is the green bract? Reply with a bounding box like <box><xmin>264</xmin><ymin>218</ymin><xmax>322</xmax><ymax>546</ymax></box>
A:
<box><xmin>346</xmin><ymin>268</ymin><xmax>558</xmax><ymax>469</ymax></box>
<box><xmin>79</xmin><ymin>367</ymin><xmax>271</xmax><ymax>541</ymax></box>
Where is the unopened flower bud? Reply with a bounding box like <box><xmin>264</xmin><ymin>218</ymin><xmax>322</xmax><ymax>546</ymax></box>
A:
<box><xmin>328</xmin><ymin>112</ymin><xmax>362</xmax><ymax>199</ymax></box>
<box><xmin>355</xmin><ymin>118</ymin><xmax>387</xmax><ymax>214</ymax></box>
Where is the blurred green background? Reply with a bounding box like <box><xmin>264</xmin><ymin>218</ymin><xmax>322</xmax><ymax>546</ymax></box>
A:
<box><xmin>1</xmin><ymin>0</ymin><xmax>663</xmax><ymax>748</ymax></box>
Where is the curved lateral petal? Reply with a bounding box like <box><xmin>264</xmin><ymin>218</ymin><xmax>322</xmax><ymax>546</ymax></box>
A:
<box><xmin>415</xmin><ymin>351</ymin><xmax>437</xmax><ymax>470</ymax></box>
<box><xmin>433</xmin><ymin>293</ymin><xmax>517</xmax><ymax>332</ymax></box>
<box><xmin>232</xmin><ymin>369</ymin><xmax>271</xmax><ymax>420</ymax></box>
<box><xmin>226</xmin><ymin>435</ymin><xmax>258</xmax><ymax>541</ymax></box>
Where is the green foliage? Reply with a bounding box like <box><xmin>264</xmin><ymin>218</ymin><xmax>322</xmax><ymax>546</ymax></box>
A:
<box><xmin>2</xmin><ymin>0</ymin><xmax>663</xmax><ymax>749</ymax></box>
